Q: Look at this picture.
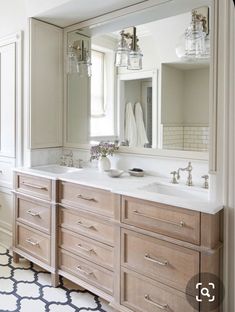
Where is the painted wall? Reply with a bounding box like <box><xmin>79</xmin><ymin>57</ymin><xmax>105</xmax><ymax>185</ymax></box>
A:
<box><xmin>161</xmin><ymin>65</ymin><xmax>210</xmax><ymax>125</ymax></box>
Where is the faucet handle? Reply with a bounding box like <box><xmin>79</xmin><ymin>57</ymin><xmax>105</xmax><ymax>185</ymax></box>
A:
<box><xmin>170</xmin><ymin>171</ymin><xmax>178</xmax><ymax>184</ymax></box>
<box><xmin>201</xmin><ymin>175</ymin><xmax>209</xmax><ymax>189</ymax></box>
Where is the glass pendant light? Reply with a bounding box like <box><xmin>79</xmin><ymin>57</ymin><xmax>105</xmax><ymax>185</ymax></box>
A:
<box><xmin>67</xmin><ymin>40</ymin><xmax>92</xmax><ymax>77</ymax></box>
<box><xmin>115</xmin><ymin>31</ymin><xmax>130</xmax><ymax>67</ymax></box>
<box><xmin>184</xmin><ymin>11</ymin><xmax>206</xmax><ymax>59</ymax></box>
<box><xmin>127</xmin><ymin>27</ymin><xmax>143</xmax><ymax>70</ymax></box>
<box><xmin>176</xmin><ymin>8</ymin><xmax>210</xmax><ymax>61</ymax></box>
<box><xmin>115</xmin><ymin>27</ymin><xmax>143</xmax><ymax>70</ymax></box>
<box><xmin>67</xmin><ymin>45</ymin><xmax>79</xmax><ymax>74</ymax></box>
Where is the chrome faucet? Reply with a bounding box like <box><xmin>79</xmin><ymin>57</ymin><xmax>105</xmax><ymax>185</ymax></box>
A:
<box><xmin>177</xmin><ymin>162</ymin><xmax>193</xmax><ymax>186</ymax></box>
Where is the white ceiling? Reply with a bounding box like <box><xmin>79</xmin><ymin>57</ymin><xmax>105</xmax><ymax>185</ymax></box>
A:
<box><xmin>32</xmin><ymin>0</ymin><xmax>148</xmax><ymax>27</ymax></box>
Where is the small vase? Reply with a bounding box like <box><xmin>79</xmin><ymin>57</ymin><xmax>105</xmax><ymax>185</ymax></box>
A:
<box><xmin>98</xmin><ymin>156</ymin><xmax>111</xmax><ymax>172</ymax></box>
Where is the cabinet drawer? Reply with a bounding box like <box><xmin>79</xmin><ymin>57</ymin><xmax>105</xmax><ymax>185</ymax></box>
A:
<box><xmin>16</xmin><ymin>195</ymin><xmax>51</xmax><ymax>234</ymax></box>
<box><xmin>59</xmin><ymin>250</ymin><xmax>113</xmax><ymax>295</ymax></box>
<box><xmin>16</xmin><ymin>173</ymin><xmax>52</xmax><ymax>201</ymax></box>
<box><xmin>59</xmin><ymin>181</ymin><xmax>114</xmax><ymax>217</ymax></box>
<box><xmin>122</xmin><ymin>196</ymin><xmax>200</xmax><ymax>244</ymax></box>
<box><xmin>122</xmin><ymin>269</ymin><xmax>197</xmax><ymax>312</ymax></box>
<box><xmin>122</xmin><ymin>229</ymin><xmax>199</xmax><ymax>294</ymax></box>
<box><xmin>59</xmin><ymin>228</ymin><xmax>114</xmax><ymax>270</ymax></box>
<box><xmin>59</xmin><ymin>207</ymin><xmax>114</xmax><ymax>246</ymax></box>
<box><xmin>16</xmin><ymin>224</ymin><xmax>50</xmax><ymax>265</ymax></box>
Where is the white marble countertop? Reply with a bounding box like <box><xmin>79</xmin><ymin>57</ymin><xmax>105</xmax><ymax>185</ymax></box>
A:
<box><xmin>14</xmin><ymin>166</ymin><xmax>223</xmax><ymax>215</ymax></box>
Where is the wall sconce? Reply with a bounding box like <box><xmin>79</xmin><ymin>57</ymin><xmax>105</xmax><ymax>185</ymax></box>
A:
<box><xmin>67</xmin><ymin>39</ymin><xmax>92</xmax><ymax>77</ymax></box>
<box><xmin>115</xmin><ymin>27</ymin><xmax>143</xmax><ymax>70</ymax></box>
<box><xmin>176</xmin><ymin>7</ymin><xmax>210</xmax><ymax>60</ymax></box>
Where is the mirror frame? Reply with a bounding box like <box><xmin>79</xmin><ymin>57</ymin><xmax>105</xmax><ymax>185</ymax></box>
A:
<box><xmin>63</xmin><ymin>0</ymin><xmax>218</xmax><ymax>168</ymax></box>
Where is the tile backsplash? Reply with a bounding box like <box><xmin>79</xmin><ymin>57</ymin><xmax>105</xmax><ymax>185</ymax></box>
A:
<box><xmin>163</xmin><ymin>126</ymin><xmax>209</xmax><ymax>152</ymax></box>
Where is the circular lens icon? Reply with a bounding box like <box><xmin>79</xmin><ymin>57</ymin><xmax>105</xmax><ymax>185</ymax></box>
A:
<box><xmin>186</xmin><ymin>272</ymin><xmax>224</xmax><ymax>311</ymax></box>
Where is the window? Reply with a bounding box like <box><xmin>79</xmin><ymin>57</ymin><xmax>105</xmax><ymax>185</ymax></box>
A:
<box><xmin>90</xmin><ymin>47</ymin><xmax>116</xmax><ymax>139</ymax></box>
<box><xmin>91</xmin><ymin>50</ymin><xmax>105</xmax><ymax>117</ymax></box>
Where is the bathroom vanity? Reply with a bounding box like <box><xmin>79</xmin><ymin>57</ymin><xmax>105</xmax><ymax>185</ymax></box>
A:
<box><xmin>12</xmin><ymin>167</ymin><xmax>223</xmax><ymax>312</ymax></box>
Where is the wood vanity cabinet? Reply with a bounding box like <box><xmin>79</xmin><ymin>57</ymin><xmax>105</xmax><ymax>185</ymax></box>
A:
<box><xmin>12</xmin><ymin>172</ymin><xmax>222</xmax><ymax>312</ymax></box>
<box><xmin>58</xmin><ymin>181</ymin><xmax>119</xmax><ymax>302</ymax></box>
<box><xmin>12</xmin><ymin>172</ymin><xmax>58</xmax><ymax>286</ymax></box>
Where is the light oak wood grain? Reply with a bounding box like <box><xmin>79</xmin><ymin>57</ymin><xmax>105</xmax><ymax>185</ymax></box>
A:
<box><xmin>59</xmin><ymin>249</ymin><xmax>114</xmax><ymax>295</ymax></box>
<box><xmin>122</xmin><ymin>196</ymin><xmax>200</xmax><ymax>245</ymax></box>
<box><xmin>16</xmin><ymin>223</ymin><xmax>51</xmax><ymax>265</ymax></box>
<box><xmin>121</xmin><ymin>229</ymin><xmax>199</xmax><ymax>294</ymax></box>
<box><xmin>59</xmin><ymin>228</ymin><xmax>114</xmax><ymax>270</ymax></box>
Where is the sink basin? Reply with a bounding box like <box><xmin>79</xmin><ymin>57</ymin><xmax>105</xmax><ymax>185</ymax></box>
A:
<box><xmin>141</xmin><ymin>182</ymin><xmax>208</xmax><ymax>201</ymax></box>
<box><xmin>32</xmin><ymin>165</ymin><xmax>82</xmax><ymax>174</ymax></box>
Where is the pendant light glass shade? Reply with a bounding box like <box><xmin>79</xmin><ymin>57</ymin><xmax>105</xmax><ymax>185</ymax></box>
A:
<box><xmin>115</xmin><ymin>27</ymin><xmax>143</xmax><ymax>70</ymax></box>
<box><xmin>115</xmin><ymin>31</ymin><xmax>129</xmax><ymax>67</ymax></box>
<box><xmin>67</xmin><ymin>40</ymin><xmax>92</xmax><ymax>77</ymax></box>
<box><xmin>127</xmin><ymin>50</ymin><xmax>143</xmax><ymax>70</ymax></box>
<box><xmin>176</xmin><ymin>9</ymin><xmax>210</xmax><ymax>61</ymax></box>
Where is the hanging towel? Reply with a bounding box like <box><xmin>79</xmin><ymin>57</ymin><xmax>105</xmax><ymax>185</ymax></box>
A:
<box><xmin>125</xmin><ymin>102</ymin><xmax>137</xmax><ymax>147</ymax></box>
<box><xmin>135</xmin><ymin>102</ymin><xmax>149</xmax><ymax>147</ymax></box>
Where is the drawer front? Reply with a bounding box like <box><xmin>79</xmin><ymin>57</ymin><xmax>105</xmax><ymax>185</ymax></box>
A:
<box><xmin>59</xmin><ymin>208</ymin><xmax>114</xmax><ymax>246</ymax></box>
<box><xmin>59</xmin><ymin>250</ymin><xmax>113</xmax><ymax>295</ymax></box>
<box><xmin>59</xmin><ymin>182</ymin><xmax>114</xmax><ymax>217</ymax></box>
<box><xmin>122</xmin><ymin>269</ymin><xmax>197</xmax><ymax>312</ymax></box>
<box><xmin>122</xmin><ymin>197</ymin><xmax>200</xmax><ymax>244</ymax></box>
<box><xmin>16</xmin><ymin>225</ymin><xmax>50</xmax><ymax>265</ymax></box>
<box><xmin>16</xmin><ymin>174</ymin><xmax>52</xmax><ymax>201</ymax></box>
<box><xmin>122</xmin><ymin>229</ymin><xmax>199</xmax><ymax>294</ymax></box>
<box><xmin>16</xmin><ymin>196</ymin><xmax>51</xmax><ymax>234</ymax></box>
<box><xmin>59</xmin><ymin>229</ymin><xmax>114</xmax><ymax>270</ymax></box>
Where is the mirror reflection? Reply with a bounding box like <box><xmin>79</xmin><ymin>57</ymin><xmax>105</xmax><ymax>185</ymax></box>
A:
<box><xmin>66</xmin><ymin>6</ymin><xmax>211</xmax><ymax>153</ymax></box>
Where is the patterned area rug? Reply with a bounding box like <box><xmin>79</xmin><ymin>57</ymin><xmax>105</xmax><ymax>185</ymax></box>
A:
<box><xmin>0</xmin><ymin>246</ymin><xmax>113</xmax><ymax>312</ymax></box>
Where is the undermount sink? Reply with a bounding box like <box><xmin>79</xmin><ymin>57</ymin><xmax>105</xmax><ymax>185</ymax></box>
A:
<box><xmin>141</xmin><ymin>182</ymin><xmax>208</xmax><ymax>201</ymax></box>
<box><xmin>32</xmin><ymin>164</ymin><xmax>82</xmax><ymax>174</ymax></box>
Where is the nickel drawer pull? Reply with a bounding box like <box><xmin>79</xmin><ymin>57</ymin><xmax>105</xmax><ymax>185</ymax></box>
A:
<box><xmin>76</xmin><ymin>266</ymin><xmax>94</xmax><ymax>276</ymax></box>
<box><xmin>133</xmin><ymin>210</ymin><xmax>185</xmax><ymax>227</ymax></box>
<box><xmin>25</xmin><ymin>238</ymin><xmax>39</xmax><ymax>246</ymax></box>
<box><xmin>27</xmin><ymin>209</ymin><xmax>41</xmax><ymax>217</ymax></box>
<box><xmin>144</xmin><ymin>295</ymin><xmax>168</xmax><ymax>310</ymax></box>
<box><xmin>77</xmin><ymin>243</ymin><xmax>94</xmax><ymax>253</ymax></box>
<box><xmin>77</xmin><ymin>194</ymin><xmax>97</xmax><ymax>202</ymax></box>
<box><xmin>22</xmin><ymin>181</ymin><xmax>48</xmax><ymax>190</ymax></box>
<box><xmin>144</xmin><ymin>253</ymin><xmax>168</xmax><ymax>266</ymax></box>
<box><xmin>76</xmin><ymin>220</ymin><xmax>95</xmax><ymax>230</ymax></box>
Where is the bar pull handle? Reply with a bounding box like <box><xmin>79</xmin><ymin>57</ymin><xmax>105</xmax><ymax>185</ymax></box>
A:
<box><xmin>27</xmin><ymin>209</ymin><xmax>41</xmax><ymax>217</ymax></box>
<box><xmin>77</xmin><ymin>243</ymin><xmax>94</xmax><ymax>253</ymax></box>
<box><xmin>22</xmin><ymin>181</ymin><xmax>47</xmax><ymax>190</ymax></box>
<box><xmin>144</xmin><ymin>294</ymin><xmax>168</xmax><ymax>310</ymax></box>
<box><xmin>76</xmin><ymin>266</ymin><xmax>94</xmax><ymax>276</ymax></box>
<box><xmin>25</xmin><ymin>238</ymin><xmax>39</xmax><ymax>246</ymax></box>
<box><xmin>133</xmin><ymin>210</ymin><xmax>185</xmax><ymax>227</ymax></box>
<box><xmin>76</xmin><ymin>220</ymin><xmax>95</xmax><ymax>230</ymax></box>
<box><xmin>77</xmin><ymin>194</ymin><xmax>97</xmax><ymax>202</ymax></box>
<box><xmin>144</xmin><ymin>253</ymin><xmax>168</xmax><ymax>266</ymax></box>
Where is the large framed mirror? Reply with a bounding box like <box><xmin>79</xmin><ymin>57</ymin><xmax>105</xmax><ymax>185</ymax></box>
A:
<box><xmin>64</xmin><ymin>0</ymin><xmax>217</xmax><ymax>164</ymax></box>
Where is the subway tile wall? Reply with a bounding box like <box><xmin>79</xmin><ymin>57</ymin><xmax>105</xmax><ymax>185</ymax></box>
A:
<box><xmin>163</xmin><ymin>126</ymin><xmax>209</xmax><ymax>151</ymax></box>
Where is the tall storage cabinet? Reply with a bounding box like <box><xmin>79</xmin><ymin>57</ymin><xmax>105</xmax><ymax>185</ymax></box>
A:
<box><xmin>29</xmin><ymin>19</ymin><xmax>63</xmax><ymax>149</ymax></box>
<box><xmin>0</xmin><ymin>33</ymin><xmax>22</xmax><ymax>247</ymax></box>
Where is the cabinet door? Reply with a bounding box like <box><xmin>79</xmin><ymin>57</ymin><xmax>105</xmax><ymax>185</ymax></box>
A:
<box><xmin>0</xmin><ymin>43</ymin><xmax>16</xmax><ymax>157</ymax></box>
<box><xmin>30</xmin><ymin>19</ymin><xmax>63</xmax><ymax>148</ymax></box>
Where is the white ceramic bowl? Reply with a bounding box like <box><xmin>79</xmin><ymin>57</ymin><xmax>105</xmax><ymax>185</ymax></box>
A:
<box><xmin>105</xmin><ymin>169</ymin><xmax>124</xmax><ymax>178</ymax></box>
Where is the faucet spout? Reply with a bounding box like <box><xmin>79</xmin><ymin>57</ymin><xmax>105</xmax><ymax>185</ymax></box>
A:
<box><xmin>176</xmin><ymin>162</ymin><xmax>193</xmax><ymax>186</ymax></box>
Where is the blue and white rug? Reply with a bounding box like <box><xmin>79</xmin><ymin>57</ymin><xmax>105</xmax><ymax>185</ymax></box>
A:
<box><xmin>0</xmin><ymin>246</ymin><xmax>113</xmax><ymax>312</ymax></box>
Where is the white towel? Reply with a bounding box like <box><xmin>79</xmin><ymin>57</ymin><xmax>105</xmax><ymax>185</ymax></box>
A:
<box><xmin>125</xmin><ymin>102</ymin><xmax>137</xmax><ymax>147</ymax></box>
<box><xmin>135</xmin><ymin>102</ymin><xmax>149</xmax><ymax>147</ymax></box>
